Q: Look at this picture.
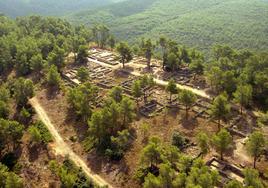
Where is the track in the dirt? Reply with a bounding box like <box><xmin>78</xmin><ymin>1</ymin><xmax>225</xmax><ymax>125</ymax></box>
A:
<box><xmin>29</xmin><ymin>97</ymin><xmax>113</xmax><ymax>188</ymax></box>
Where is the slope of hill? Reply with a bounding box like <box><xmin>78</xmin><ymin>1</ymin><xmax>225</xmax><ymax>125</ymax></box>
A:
<box><xmin>67</xmin><ymin>0</ymin><xmax>268</xmax><ymax>53</ymax></box>
<box><xmin>0</xmin><ymin>0</ymin><xmax>125</xmax><ymax>17</ymax></box>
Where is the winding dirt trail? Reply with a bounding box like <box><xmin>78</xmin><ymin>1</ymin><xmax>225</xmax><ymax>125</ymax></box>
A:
<box><xmin>29</xmin><ymin>97</ymin><xmax>113</xmax><ymax>188</ymax></box>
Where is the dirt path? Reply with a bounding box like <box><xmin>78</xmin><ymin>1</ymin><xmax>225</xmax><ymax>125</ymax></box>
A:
<box><xmin>90</xmin><ymin>58</ymin><xmax>211</xmax><ymax>99</ymax></box>
<box><xmin>29</xmin><ymin>97</ymin><xmax>113</xmax><ymax>188</ymax></box>
<box><xmin>129</xmin><ymin>71</ymin><xmax>211</xmax><ymax>99</ymax></box>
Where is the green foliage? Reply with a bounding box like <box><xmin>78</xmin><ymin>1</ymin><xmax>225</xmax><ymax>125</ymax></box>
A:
<box><xmin>28</xmin><ymin>121</ymin><xmax>52</xmax><ymax>144</ymax></box>
<box><xmin>186</xmin><ymin>159</ymin><xmax>219</xmax><ymax>188</ymax></box>
<box><xmin>132</xmin><ymin>80</ymin><xmax>142</xmax><ymax>106</ymax></box>
<box><xmin>0</xmin><ymin>37</ymin><xmax>13</xmax><ymax>74</ymax></box>
<box><xmin>166</xmin><ymin>52</ymin><xmax>178</xmax><ymax>71</ymax></box>
<box><xmin>108</xmin><ymin>35</ymin><xmax>116</xmax><ymax>49</ymax></box>
<box><xmin>171</xmin><ymin>132</ymin><xmax>187</xmax><ymax>150</ymax></box>
<box><xmin>18</xmin><ymin>107</ymin><xmax>31</xmax><ymax>124</ymax></box>
<box><xmin>120</xmin><ymin>96</ymin><xmax>136</xmax><ymax>128</ymax></box>
<box><xmin>196</xmin><ymin>132</ymin><xmax>210</xmax><ymax>156</ymax></box>
<box><xmin>35</xmin><ymin>121</ymin><xmax>52</xmax><ymax>143</ymax></box>
<box><xmin>143</xmin><ymin>173</ymin><xmax>161</xmax><ymax>188</ymax></box>
<box><xmin>205</xmin><ymin>58</ymin><xmax>237</xmax><ymax>95</ymax></box>
<box><xmin>212</xmin><ymin>129</ymin><xmax>232</xmax><ymax>160</ymax></box>
<box><xmin>140</xmin><ymin>137</ymin><xmax>163</xmax><ymax>167</ymax></box>
<box><xmin>109</xmin><ymin>86</ymin><xmax>123</xmax><ymax>103</ymax></box>
<box><xmin>50</xmin><ymin>159</ymin><xmax>94</xmax><ymax>188</ymax></box>
<box><xmin>139</xmin><ymin>75</ymin><xmax>155</xmax><ymax>103</ymax></box>
<box><xmin>0</xmin><ymin>163</ymin><xmax>9</xmax><ymax>187</ymax></box>
<box><xmin>67</xmin><ymin>82</ymin><xmax>98</xmax><ymax>121</ymax></box>
<box><xmin>0</xmin><ymin>101</ymin><xmax>9</xmax><ymax>119</ymax></box>
<box><xmin>68</xmin><ymin>0</ymin><xmax>268</xmax><ymax>55</ymax></box>
<box><xmin>13</xmin><ymin>77</ymin><xmax>34</xmax><ymax>106</ymax></box>
<box><xmin>116</xmin><ymin>42</ymin><xmax>132</xmax><ymax>68</ymax></box>
<box><xmin>28</xmin><ymin>126</ymin><xmax>42</xmax><ymax>144</ymax></box>
<box><xmin>77</xmin><ymin>67</ymin><xmax>89</xmax><ymax>83</ymax></box>
<box><xmin>69</xmin><ymin>35</ymin><xmax>86</xmax><ymax>60</ymax></box>
<box><xmin>166</xmin><ymin>79</ymin><xmax>177</xmax><ymax>103</ymax></box>
<box><xmin>243</xmin><ymin>168</ymin><xmax>264</xmax><ymax>188</ymax></box>
<box><xmin>205</xmin><ymin>47</ymin><xmax>268</xmax><ymax>108</ymax></box>
<box><xmin>178</xmin><ymin>89</ymin><xmax>197</xmax><ymax>119</ymax></box>
<box><xmin>0</xmin><ymin>86</ymin><xmax>10</xmax><ymax>103</ymax></box>
<box><xmin>87</xmin><ymin>94</ymin><xmax>135</xmax><ymax>159</ymax></box>
<box><xmin>49</xmin><ymin>160</ymin><xmax>59</xmax><ymax>174</ymax></box>
<box><xmin>92</xmin><ymin>24</ymin><xmax>111</xmax><ymax>48</ymax></box>
<box><xmin>4</xmin><ymin>172</ymin><xmax>23</xmax><ymax>188</ymax></box>
<box><xmin>87</xmin><ymin>110</ymin><xmax>108</xmax><ymax>149</ymax></box>
<box><xmin>141</xmin><ymin>38</ymin><xmax>154</xmax><ymax>69</ymax></box>
<box><xmin>246</xmin><ymin>131</ymin><xmax>266</xmax><ymax>168</ymax></box>
<box><xmin>209</xmin><ymin>93</ymin><xmax>230</xmax><ymax>130</ymax></box>
<box><xmin>0</xmin><ymin>0</ymin><xmax>114</xmax><ymax>17</ymax></box>
<box><xmin>48</xmin><ymin>45</ymin><xmax>66</xmax><ymax>69</ymax></box>
<box><xmin>224</xmin><ymin>180</ymin><xmax>243</xmax><ymax>188</ymax></box>
<box><xmin>47</xmin><ymin>65</ymin><xmax>61</xmax><ymax>88</ymax></box>
<box><xmin>76</xmin><ymin>45</ymin><xmax>88</xmax><ymax>64</ymax></box>
<box><xmin>138</xmin><ymin>137</ymin><xmax>219</xmax><ymax>188</ymax></box>
<box><xmin>111</xmin><ymin>129</ymin><xmax>131</xmax><ymax>151</ymax></box>
<box><xmin>0</xmin><ymin>119</ymin><xmax>24</xmax><ymax>156</ymax></box>
<box><xmin>106</xmin><ymin>129</ymin><xmax>131</xmax><ymax>160</ymax></box>
<box><xmin>15</xmin><ymin>36</ymin><xmax>40</xmax><ymax>75</ymax></box>
<box><xmin>141</xmin><ymin>123</ymin><xmax>150</xmax><ymax>140</ymax></box>
<box><xmin>30</xmin><ymin>53</ymin><xmax>45</xmax><ymax>72</ymax></box>
<box><xmin>257</xmin><ymin>111</ymin><xmax>268</xmax><ymax>127</ymax></box>
<box><xmin>233</xmin><ymin>84</ymin><xmax>253</xmax><ymax>114</ymax></box>
<box><xmin>189</xmin><ymin>59</ymin><xmax>204</xmax><ymax>75</ymax></box>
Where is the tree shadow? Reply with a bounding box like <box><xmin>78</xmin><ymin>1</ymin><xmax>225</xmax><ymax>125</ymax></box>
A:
<box><xmin>113</xmin><ymin>69</ymin><xmax>131</xmax><ymax>79</ymax></box>
<box><xmin>181</xmin><ymin>115</ymin><xmax>198</xmax><ymax>130</ymax></box>
<box><xmin>167</xmin><ymin>107</ymin><xmax>180</xmax><ymax>119</ymax></box>
<box><xmin>64</xmin><ymin>109</ymin><xmax>88</xmax><ymax>142</ymax></box>
<box><xmin>141</xmin><ymin>67</ymin><xmax>154</xmax><ymax>74</ymax></box>
<box><xmin>45</xmin><ymin>87</ymin><xmax>60</xmax><ymax>100</ymax></box>
<box><xmin>28</xmin><ymin>144</ymin><xmax>41</xmax><ymax>162</ymax></box>
<box><xmin>86</xmin><ymin>150</ymin><xmax>106</xmax><ymax>173</ymax></box>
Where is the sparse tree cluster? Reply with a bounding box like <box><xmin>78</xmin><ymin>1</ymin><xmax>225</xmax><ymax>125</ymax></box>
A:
<box><xmin>49</xmin><ymin>159</ymin><xmax>93</xmax><ymax>187</ymax></box>
<box><xmin>67</xmin><ymin>82</ymin><xmax>98</xmax><ymax>121</ymax></box>
<box><xmin>13</xmin><ymin>78</ymin><xmax>34</xmax><ymax>107</ymax></box>
<box><xmin>85</xmin><ymin>87</ymin><xmax>136</xmax><ymax>159</ymax></box>
<box><xmin>0</xmin><ymin>118</ymin><xmax>24</xmax><ymax>158</ymax></box>
<box><xmin>116</xmin><ymin>42</ymin><xmax>133</xmax><ymax>68</ymax></box>
<box><xmin>137</xmin><ymin>137</ymin><xmax>220</xmax><ymax>188</ymax></box>
<box><xmin>92</xmin><ymin>24</ymin><xmax>111</xmax><ymax>48</ymax></box>
<box><xmin>178</xmin><ymin>89</ymin><xmax>197</xmax><ymax>120</ymax></box>
<box><xmin>206</xmin><ymin>45</ymin><xmax>268</xmax><ymax>109</ymax></box>
<box><xmin>209</xmin><ymin>93</ymin><xmax>231</xmax><ymax>130</ymax></box>
<box><xmin>47</xmin><ymin>64</ymin><xmax>61</xmax><ymax>88</ymax></box>
<box><xmin>28</xmin><ymin>121</ymin><xmax>52</xmax><ymax>145</ymax></box>
<box><xmin>0</xmin><ymin>163</ymin><xmax>23</xmax><ymax>188</ymax></box>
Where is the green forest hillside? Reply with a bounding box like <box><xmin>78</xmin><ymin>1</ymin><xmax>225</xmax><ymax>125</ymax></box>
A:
<box><xmin>0</xmin><ymin>0</ymin><xmax>125</xmax><ymax>17</ymax></box>
<box><xmin>67</xmin><ymin>0</ymin><xmax>268</xmax><ymax>53</ymax></box>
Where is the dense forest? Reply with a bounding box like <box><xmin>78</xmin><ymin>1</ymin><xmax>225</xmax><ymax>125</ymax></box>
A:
<box><xmin>0</xmin><ymin>0</ymin><xmax>125</xmax><ymax>17</ymax></box>
<box><xmin>0</xmin><ymin>10</ymin><xmax>267</xmax><ymax>188</ymax></box>
<box><xmin>67</xmin><ymin>0</ymin><xmax>268</xmax><ymax>54</ymax></box>
<box><xmin>2</xmin><ymin>0</ymin><xmax>268</xmax><ymax>55</ymax></box>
